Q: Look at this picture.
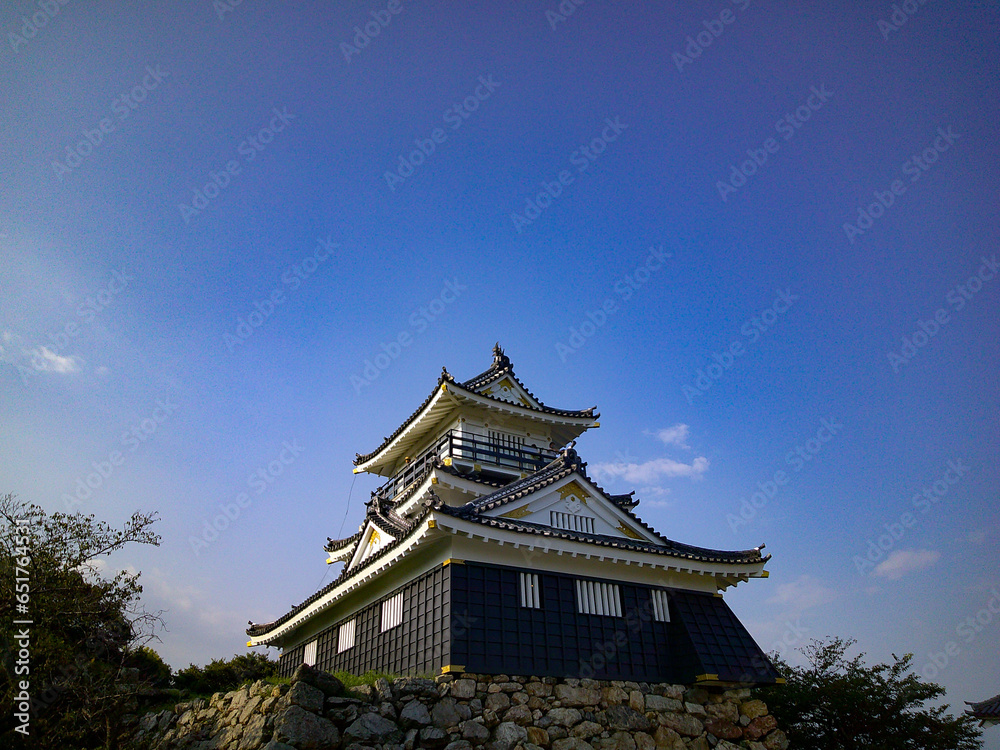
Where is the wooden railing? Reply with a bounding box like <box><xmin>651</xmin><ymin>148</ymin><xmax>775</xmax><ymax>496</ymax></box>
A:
<box><xmin>373</xmin><ymin>431</ymin><xmax>557</xmax><ymax>502</ymax></box>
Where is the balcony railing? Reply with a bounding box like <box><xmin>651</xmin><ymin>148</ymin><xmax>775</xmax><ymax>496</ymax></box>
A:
<box><xmin>373</xmin><ymin>430</ymin><xmax>557</xmax><ymax>502</ymax></box>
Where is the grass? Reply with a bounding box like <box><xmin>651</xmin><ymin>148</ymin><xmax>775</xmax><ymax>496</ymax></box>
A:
<box><xmin>332</xmin><ymin>670</ymin><xmax>400</xmax><ymax>688</ymax></box>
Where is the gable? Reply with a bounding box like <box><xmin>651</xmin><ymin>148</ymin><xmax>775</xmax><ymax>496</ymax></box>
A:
<box><xmin>482</xmin><ymin>475</ymin><xmax>662</xmax><ymax>545</ymax></box>
<box><xmin>345</xmin><ymin>522</ymin><xmax>396</xmax><ymax>572</ymax></box>
<box><xmin>475</xmin><ymin>376</ymin><xmax>539</xmax><ymax>409</ymax></box>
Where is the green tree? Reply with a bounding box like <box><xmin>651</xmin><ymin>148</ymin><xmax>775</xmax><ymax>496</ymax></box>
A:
<box><xmin>758</xmin><ymin>636</ymin><xmax>982</xmax><ymax>750</ymax></box>
<box><xmin>0</xmin><ymin>493</ymin><xmax>163</xmax><ymax>750</ymax></box>
<box><xmin>173</xmin><ymin>652</ymin><xmax>278</xmax><ymax>695</ymax></box>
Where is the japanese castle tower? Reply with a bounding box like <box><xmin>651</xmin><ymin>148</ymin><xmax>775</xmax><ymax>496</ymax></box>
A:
<box><xmin>248</xmin><ymin>346</ymin><xmax>779</xmax><ymax>685</ymax></box>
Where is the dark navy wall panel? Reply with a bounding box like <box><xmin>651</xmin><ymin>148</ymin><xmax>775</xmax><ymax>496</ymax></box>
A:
<box><xmin>277</xmin><ymin>561</ymin><xmax>776</xmax><ymax>685</ymax></box>
<box><xmin>450</xmin><ymin>562</ymin><xmax>674</xmax><ymax>682</ymax></box>
<box><xmin>278</xmin><ymin>564</ymin><xmax>451</xmax><ymax>678</ymax></box>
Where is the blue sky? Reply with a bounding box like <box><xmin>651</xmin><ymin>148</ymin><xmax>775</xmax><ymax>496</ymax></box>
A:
<box><xmin>2</xmin><ymin>0</ymin><xmax>998</xmax><ymax>737</ymax></box>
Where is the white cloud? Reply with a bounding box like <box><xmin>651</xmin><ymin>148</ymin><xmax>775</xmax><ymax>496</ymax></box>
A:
<box><xmin>873</xmin><ymin>549</ymin><xmax>941</xmax><ymax>580</ymax></box>
<box><xmin>639</xmin><ymin>485</ymin><xmax>670</xmax><ymax>498</ymax></box>
<box><xmin>647</xmin><ymin>424</ymin><xmax>691</xmax><ymax>449</ymax></box>
<box><xmin>26</xmin><ymin>345</ymin><xmax>80</xmax><ymax>373</ymax></box>
<box><xmin>591</xmin><ymin>456</ymin><xmax>709</xmax><ymax>484</ymax></box>
<box><xmin>766</xmin><ymin>574</ymin><xmax>838</xmax><ymax>612</ymax></box>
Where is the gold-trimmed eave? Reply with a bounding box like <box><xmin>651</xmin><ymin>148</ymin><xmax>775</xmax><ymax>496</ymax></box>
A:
<box><xmin>354</xmin><ymin>382</ymin><xmax>598</xmax><ymax>477</ymax></box>
<box><xmin>326</xmin><ymin>542</ymin><xmax>355</xmax><ymax>565</ymax></box>
<box><xmin>248</xmin><ymin>516</ymin><xmax>447</xmax><ymax>647</ymax></box>
<box><xmin>431</xmin><ymin>514</ymin><xmax>769</xmax><ymax>591</ymax></box>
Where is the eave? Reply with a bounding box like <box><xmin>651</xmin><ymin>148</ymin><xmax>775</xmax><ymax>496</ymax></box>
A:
<box><xmin>248</xmin><ymin>513</ymin><xmax>443</xmax><ymax>646</ymax></box>
<box><xmin>432</xmin><ymin>512</ymin><xmax>769</xmax><ymax>588</ymax></box>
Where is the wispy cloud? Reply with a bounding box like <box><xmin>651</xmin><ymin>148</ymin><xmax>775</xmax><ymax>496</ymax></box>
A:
<box><xmin>591</xmin><ymin>456</ymin><xmax>708</xmax><ymax>484</ymax></box>
<box><xmin>638</xmin><ymin>486</ymin><xmax>672</xmax><ymax>508</ymax></box>
<box><xmin>646</xmin><ymin>423</ymin><xmax>691</xmax><ymax>449</ymax></box>
<box><xmin>873</xmin><ymin>549</ymin><xmax>941</xmax><ymax>580</ymax></box>
<box><xmin>767</xmin><ymin>574</ymin><xmax>838</xmax><ymax>612</ymax></box>
<box><xmin>27</xmin><ymin>345</ymin><xmax>81</xmax><ymax>373</ymax></box>
<box><xmin>968</xmin><ymin>528</ymin><xmax>989</xmax><ymax>545</ymax></box>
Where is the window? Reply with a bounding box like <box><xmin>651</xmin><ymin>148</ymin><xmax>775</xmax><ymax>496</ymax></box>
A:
<box><xmin>519</xmin><ymin>571</ymin><xmax>541</xmax><ymax>609</ymax></box>
<box><xmin>381</xmin><ymin>591</ymin><xmax>403</xmax><ymax>632</ymax></box>
<box><xmin>575</xmin><ymin>579</ymin><xmax>622</xmax><ymax>617</ymax></box>
<box><xmin>550</xmin><ymin>510</ymin><xmax>595</xmax><ymax>533</ymax></box>
<box><xmin>303</xmin><ymin>638</ymin><xmax>317</xmax><ymax>666</ymax></box>
<box><xmin>337</xmin><ymin>619</ymin><xmax>356</xmax><ymax>652</ymax></box>
<box><xmin>650</xmin><ymin>588</ymin><xmax>671</xmax><ymax>622</ymax></box>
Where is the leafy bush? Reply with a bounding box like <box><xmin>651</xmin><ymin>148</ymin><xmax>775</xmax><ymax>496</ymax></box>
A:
<box><xmin>172</xmin><ymin>653</ymin><xmax>278</xmax><ymax>696</ymax></box>
<box><xmin>758</xmin><ymin>636</ymin><xmax>982</xmax><ymax>750</ymax></box>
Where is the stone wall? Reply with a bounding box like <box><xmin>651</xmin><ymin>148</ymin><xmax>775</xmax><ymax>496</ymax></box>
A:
<box><xmin>135</xmin><ymin>665</ymin><xmax>788</xmax><ymax>750</ymax></box>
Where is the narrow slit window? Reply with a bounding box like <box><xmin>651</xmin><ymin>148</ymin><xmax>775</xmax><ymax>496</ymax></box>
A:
<box><xmin>303</xmin><ymin>638</ymin><xmax>317</xmax><ymax>666</ymax></box>
<box><xmin>650</xmin><ymin>588</ymin><xmax>671</xmax><ymax>622</ymax></box>
<box><xmin>519</xmin><ymin>571</ymin><xmax>541</xmax><ymax>609</ymax></box>
<box><xmin>337</xmin><ymin>618</ymin><xmax>356</xmax><ymax>652</ymax></box>
<box><xmin>381</xmin><ymin>592</ymin><xmax>403</xmax><ymax>632</ymax></box>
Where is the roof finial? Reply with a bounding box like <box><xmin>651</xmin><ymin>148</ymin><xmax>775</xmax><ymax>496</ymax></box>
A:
<box><xmin>492</xmin><ymin>342</ymin><xmax>509</xmax><ymax>367</ymax></box>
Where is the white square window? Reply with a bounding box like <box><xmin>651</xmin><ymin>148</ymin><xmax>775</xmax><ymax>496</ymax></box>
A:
<box><xmin>650</xmin><ymin>588</ymin><xmax>671</xmax><ymax>622</ymax></box>
<box><xmin>381</xmin><ymin>592</ymin><xmax>403</xmax><ymax>632</ymax></box>
<box><xmin>338</xmin><ymin>619</ymin><xmax>356</xmax><ymax>652</ymax></box>
<box><xmin>575</xmin><ymin>579</ymin><xmax>622</xmax><ymax>617</ymax></box>
<box><xmin>519</xmin><ymin>571</ymin><xmax>541</xmax><ymax>609</ymax></box>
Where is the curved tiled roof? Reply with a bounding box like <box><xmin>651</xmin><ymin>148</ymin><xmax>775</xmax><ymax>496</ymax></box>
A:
<box><xmin>252</xmin><ymin>449</ymin><xmax>769</xmax><ymax>640</ymax></box>
<box><xmin>249</xmin><ymin>504</ymin><xmax>434</xmax><ymax>638</ymax></box>
<box><xmin>461</xmin><ymin>446</ymin><xmax>679</xmax><ymax>547</ymax></box>
<box><xmin>324</xmin><ymin>529</ymin><xmax>363</xmax><ymax>553</ymax></box>
<box><xmin>434</xmin><ymin>506</ymin><xmax>767</xmax><ymax>565</ymax></box>
<box><xmin>353</xmin><ymin>347</ymin><xmax>597</xmax><ymax>467</ymax></box>
<box><xmin>967</xmin><ymin>694</ymin><xmax>1000</xmax><ymax>721</ymax></box>
<box><xmin>437</xmin><ymin>448</ymin><xmax>768</xmax><ymax>566</ymax></box>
